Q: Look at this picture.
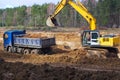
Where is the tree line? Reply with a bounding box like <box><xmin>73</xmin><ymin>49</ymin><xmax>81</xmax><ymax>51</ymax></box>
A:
<box><xmin>0</xmin><ymin>0</ymin><xmax>119</xmax><ymax>28</ymax></box>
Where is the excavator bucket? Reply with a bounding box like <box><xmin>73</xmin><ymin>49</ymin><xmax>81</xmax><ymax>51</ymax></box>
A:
<box><xmin>46</xmin><ymin>16</ymin><xmax>58</xmax><ymax>27</ymax></box>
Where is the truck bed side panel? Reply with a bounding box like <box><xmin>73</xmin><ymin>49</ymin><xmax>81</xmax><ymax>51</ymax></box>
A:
<box><xmin>41</xmin><ymin>38</ymin><xmax>56</xmax><ymax>48</ymax></box>
<box><xmin>14</xmin><ymin>37</ymin><xmax>55</xmax><ymax>48</ymax></box>
<box><xmin>14</xmin><ymin>38</ymin><xmax>42</xmax><ymax>48</ymax></box>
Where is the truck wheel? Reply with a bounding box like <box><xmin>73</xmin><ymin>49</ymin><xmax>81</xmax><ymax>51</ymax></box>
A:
<box><xmin>23</xmin><ymin>49</ymin><xmax>30</xmax><ymax>54</ymax></box>
<box><xmin>7</xmin><ymin>47</ymin><xmax>12</xmax><ymax>53</ymax></box>
<box><xmin>12</xmin><ymin>47</ymin><xmax>17</xmax><ymax>53</ymax></box>
<box><xmin>38</xmin><ymin>50</ymin><xmax>44</xmax><ymax>54</ymax></box>
<box><xmin>31</xmin><ymin>49</ymin><xmax>39</xmax><ymax>54</ymax></box>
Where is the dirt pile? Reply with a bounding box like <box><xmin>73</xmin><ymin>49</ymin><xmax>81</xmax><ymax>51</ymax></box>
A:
<box><xmin>0</xmin><ymin>47</ymin><xmax>87</xmax><ymax>64</ymax></box>
<box><xmin>1</xmin><ymin>48</ymin><xmax>120</xmax><ymax>69</ymax></box>
<box><xmin>27</xmin><ymin>32</ymin><xmax>81</xmax><ymax>49</ymax></box>
<box><xmin>0</xmin><ymin>47</ymin><xmax>120</xmax><ymax>80</ymax></box>
<box><xmin>23</xmin><ymin>33</ymin><xmax>48</xmax><ymax>38</ymax></box>
<box><xmin>0</xmin><ymin>61</ymin><xmax>120</xmax><ymax>80</ymax></box>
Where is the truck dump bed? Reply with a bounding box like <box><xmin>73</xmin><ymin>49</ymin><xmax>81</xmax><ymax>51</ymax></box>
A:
<box><xmin>14</xmin><ymin>37</ymin><xmax>55</xmax><ymax>48</ymax></box>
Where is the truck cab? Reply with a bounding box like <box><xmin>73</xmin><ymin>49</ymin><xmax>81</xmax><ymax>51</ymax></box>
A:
<box><xmin>3</xmin><ymin>30</ymin><xmax>26</xmax><ymax>51</ymax></box>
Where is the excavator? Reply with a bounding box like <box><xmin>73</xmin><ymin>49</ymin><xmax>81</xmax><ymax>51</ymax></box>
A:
<box><xmin>46</xmin><ymin>0</ymin><xmax>120</xmax><ymax>58</ymax></box>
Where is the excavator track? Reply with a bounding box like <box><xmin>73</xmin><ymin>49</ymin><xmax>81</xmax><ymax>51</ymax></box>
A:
<box><xmin>84</xmin><ymin>47</ymin><xmax>119</xmax><ymax>58</ymax></box>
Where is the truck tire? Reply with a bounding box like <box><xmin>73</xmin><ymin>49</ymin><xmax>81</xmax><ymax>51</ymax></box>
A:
<box><xmin>31</xmin><ymin>49</ymin><xmax>39</xmax><ymax>54</ymax></box>
<box><xmin>7</xmin><ymin>46</ymin><xmax>16</xmax><ymax>53</ymax></box>
<box><xmin>38</xmin><ymin>50</ymin><xmax>44</xmax><ymax>54</ymax></box>
<box><xmin>17</xmin><ymin>48</ymin><xmax>24</xmax><ymax>54</ymax></box>
<box><xmin>7</xmin><ymin>47</ymin><xmax>12</xmax><ymax>53</ymax></box>
<box><xmin>12</xmin><ymin>47</ymin><xmax>17</xmax><ymax>53</ymax></box>
<box><xmin>23</xmin><ymin>49</ymin><xmax>30</xmax><ymax>54</ymax></box>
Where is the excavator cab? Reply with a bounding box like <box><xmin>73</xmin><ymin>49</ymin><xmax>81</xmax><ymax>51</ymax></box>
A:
<box><xmin>81</xmin><ymin>30</ymin><xmax>100</xmax><ymax>47</ymax></box>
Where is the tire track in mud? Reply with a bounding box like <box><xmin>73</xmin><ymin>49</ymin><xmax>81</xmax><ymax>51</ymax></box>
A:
<box><xmin>50</xmin><ymin>63</ymin><xmax>120</xmax><ymax>73</ymax></box>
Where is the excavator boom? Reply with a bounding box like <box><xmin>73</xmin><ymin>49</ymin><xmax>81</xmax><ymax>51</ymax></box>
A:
<box><xmin>46</xmin><ymin>0</ymin><xmax>67</xmax><ymax>27</ymax></box>
<box><xmin>46</xmin><ymin>0</ymin><xmax>96</xmax><ymax>30</ymax></box>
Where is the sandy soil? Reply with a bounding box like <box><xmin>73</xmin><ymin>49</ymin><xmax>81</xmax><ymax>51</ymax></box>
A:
<box><xmin>0</xmin><ymin>51</ymin><xmax>120</xmax><ymax>80</ymax></box>
<box><xmin>1</xmin><ymin>27</ymin><xmax>120</xmax><ymax>80</ymax></box>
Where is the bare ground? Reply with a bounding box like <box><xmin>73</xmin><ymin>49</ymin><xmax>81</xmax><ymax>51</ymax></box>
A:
<box><xmin>0</xmin><ymin>52</ymin><xmax>120</xmax><ymax>80</ymax></box>
<box><xmin>0</xmin><ymin>47</ymin><xmax>120</xmax><ymax>80</ymax></box>
<box><xmin>1</xmin><ymin>28</ymin><xmax>120</xmax><ymax>80</ymax></box>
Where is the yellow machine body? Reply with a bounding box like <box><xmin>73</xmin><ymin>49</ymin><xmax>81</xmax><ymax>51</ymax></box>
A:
<box><xmin>99</xmin><ymin>36</ymin><xmax>120</xmax><ymax>47</ymax></box>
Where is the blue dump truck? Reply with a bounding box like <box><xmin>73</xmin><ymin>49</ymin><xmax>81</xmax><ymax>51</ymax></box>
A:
<box><xmin>3</xmin><ymin>30</ymin><xmax>56</xmax><ymax>54</ymax></box>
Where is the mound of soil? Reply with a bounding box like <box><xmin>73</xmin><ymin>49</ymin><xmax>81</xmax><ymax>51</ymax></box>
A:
<box><xmin>0</xmin><ymin>61</ymin><xmax>120</xmax><ymax>80</ymax></box>
<box><xmin>0</xmin><ymin>47</ymin><xmax>87</xmax><ymax>64</ymax></box>
<box><xmin>23</xmin><ymin>33</ymin><xmax>48</xmax><ymax>38</ymax></box>
<box><xmin>27</xmin><ymin>32</ymin><xmax>81</xmax><ymax>49</ymax></box>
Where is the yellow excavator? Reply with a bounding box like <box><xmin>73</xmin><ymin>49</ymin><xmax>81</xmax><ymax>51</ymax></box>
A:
<box><xmin>46</xmin><ymin>0</ymin><xmax>120</xmax><ymax>58</ymax></box>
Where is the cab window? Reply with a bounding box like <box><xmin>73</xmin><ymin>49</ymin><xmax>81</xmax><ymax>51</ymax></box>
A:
<box><xmin>92</xmin><ymin>33</ymin><xmax>98</xmax><ymax>39</ymax></box>
<box><xmin>4</xmin><ymin>33</ymin><xmax>8</xmax><ymax>39</ymax></box>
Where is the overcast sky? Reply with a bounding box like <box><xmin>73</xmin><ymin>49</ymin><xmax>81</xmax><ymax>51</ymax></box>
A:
<box><xmin>0</xmin><ymin>0</ymin><xmax>59</xmax><ymax>9</ymax></box>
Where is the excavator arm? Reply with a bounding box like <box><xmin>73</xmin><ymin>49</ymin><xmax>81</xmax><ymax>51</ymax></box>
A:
<box><xmin>68</xmin><ymin>0</ymin><xmax>96</xmax><ymax>30</ymax></box>
<box><xmin>46</xmin><ymin>0</ymin><xmax>67</xmax><ymax>27</ymax></box>
<box><xmin>50</xmin><ymin>0</ymin><xmax>66</xmax><ymax>18</ymax></box>
<box><xmin>46</xmin><ymin>0</ymin><xmax>96</xmax><ymax>30</ymax></box>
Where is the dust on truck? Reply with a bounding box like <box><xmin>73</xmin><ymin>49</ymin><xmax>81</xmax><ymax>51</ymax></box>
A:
<box><xmin>3</xmin><ymin>30</ymin><xmax>56</xmax><ymax>54</ymax></box>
